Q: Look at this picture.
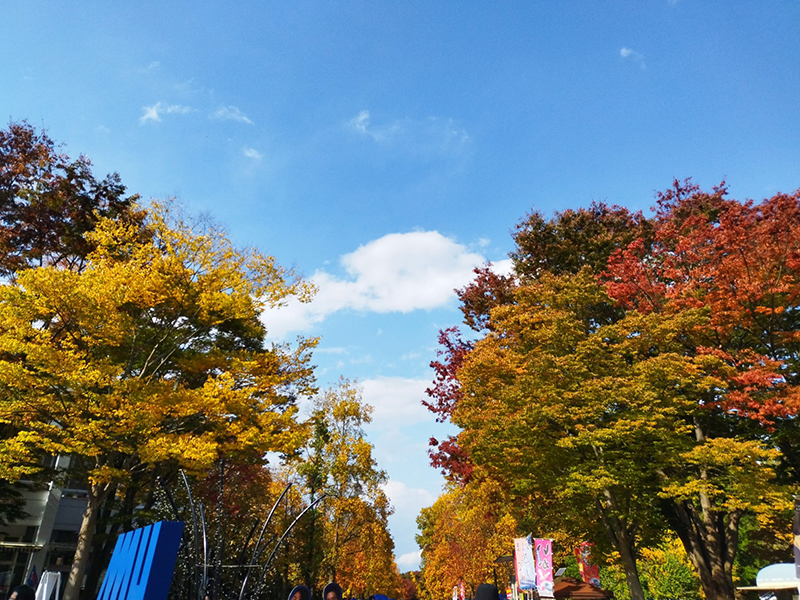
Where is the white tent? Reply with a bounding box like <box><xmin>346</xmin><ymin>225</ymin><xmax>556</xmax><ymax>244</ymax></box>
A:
<box><xmin>738</xmin><ymin>563</ymin><xmax>800</xmax><ymax>595</ymax></box>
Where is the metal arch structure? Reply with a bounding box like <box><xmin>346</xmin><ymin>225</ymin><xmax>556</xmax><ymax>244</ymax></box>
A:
<box><xmin>158</xmin><ymin>467</ymin><xmax>325</xmax><ymax>600</ymax></box>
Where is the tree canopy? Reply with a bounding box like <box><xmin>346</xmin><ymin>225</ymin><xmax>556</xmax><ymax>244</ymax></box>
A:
<box><xmin>294</xmin><ymin>379</ymin><xmax>401</xmax><ymax>599</ymax></box>
<box><xmin>0</xmin><ymin>200</ymin><xmax>317</xmax><ymax>600</ymax></box>
<box><xmin>425</xmin><ymin>184</ymin><xmax>800</xmax><ymax>600</ymax></box>
<box><xmin>0</xmin><ymin>122</ymin><xmax>140</xmax><ymax>275</ymax></box>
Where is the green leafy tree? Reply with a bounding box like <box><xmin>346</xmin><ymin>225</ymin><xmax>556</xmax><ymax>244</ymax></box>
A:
<box><xmin>453</xmin><ymin>270</ymin><xmax>692</xmax><ymax>600</ymax></box>
<box><xmin>511</xmin><ymin>202</ymin><xmax>652</xmax><ymax>281</ymax></box>
<box><xmin>603</xmin><ymin>180</ymin><xmax>800</xmax><ymax>599</ymax></box>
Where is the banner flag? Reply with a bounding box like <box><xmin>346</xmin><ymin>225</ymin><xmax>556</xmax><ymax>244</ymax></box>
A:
<box><xmin>534</xmin><ymin>539</ymin><xmax>554</xmax><ymax>598</ymax></box>
<box><xmin>26</xmin><ymin>565</ymin><xmax>38</xmax><ymax>589</ymax></box>
<box><xmin>794</xmin><ymin>497</ymin><xmax>800</xmax><ymax>578</ymax></box>
<box><xmin>575</xmin><ymin>542</ymin><xmax>601</xmax><ymax>587</ymax></box>
<box><xmin>514</xmin><ymin>536</ymin><xmax>537</xmax><ymax>590</ymax></box>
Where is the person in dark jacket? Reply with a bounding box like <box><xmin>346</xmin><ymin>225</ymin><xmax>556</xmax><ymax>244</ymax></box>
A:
<box><xmin>323</xmin><ymin>582</ymin><xmax>343</xmax><ymax>600</ymax></box>
<box><xmin>474</xmin><ymin>584</ymin><xmax>500</xmax><ymax>600</ymax></box>
<box><xmin>288</xmin><ymin>585</ymin><xmax>311</xmax><ymax>600</ymax></box>
<box><xmin>9</xmin><ymin>587</ymin><xmax>35</xmax><ymax>600</ymax></box>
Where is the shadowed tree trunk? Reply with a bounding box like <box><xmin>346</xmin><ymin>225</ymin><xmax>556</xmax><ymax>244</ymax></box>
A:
<box><xmin>595</xmin><ymin>492</ymin><xmax>646</xmax><ymax>600</ymax></box>
<box><xmin>668</xmin><ymin>498</ymin><xmax>740</xmax><ymax>600</ymax></box>
<box><xmin>64</xmin><ymin>482</ymin><xmax>114</xmax><ymax>600</ymax></box>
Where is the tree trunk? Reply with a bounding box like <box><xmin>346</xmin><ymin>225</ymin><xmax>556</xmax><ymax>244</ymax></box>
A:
<box><xmin>64</xmin><ymin>483</ymin><xmax>111</xmax><ymax>600</ymax></box>
<box><xmin>83</xmin><ymin>473</ymin><xmax>151</xmax><ymax>597</ymax></box>
<box><xmin>617</xmin><ymin>540</ymin><xmax>646</xmax><ymax>600</ymax></box>
<box><xmin>331</xmin><ymin>514</ymin><xmax>339</xmax><ymax>583</ymax></box>
<box><xmin>83</xmin><ymin>484</ymin><xmax>119</xmax><ymax>598</ymax></box>
<box><xmin>667</xmin><ymin>499</ymin><xmax>740</xmax><ymax>600</ymax></box>
<box><xmin>662</xmin><ymin>418</ymin><xmax>740</xmax><ymax>600</ymax></box>
<box><xmin>594</xmin><ymin>495</ymin><xmax>646</xmax><ymax>600</ymax></box>
<box><xmin>212</xmin><ymin>458</ymin><xmax>225</xmax><ymax>600</ymax></box>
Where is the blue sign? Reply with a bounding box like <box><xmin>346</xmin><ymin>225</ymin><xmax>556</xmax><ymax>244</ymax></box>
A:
<box><xmin>98</xmin><ymin>521</ymin><xmax>184</xmax><ymax>600</ymax></box>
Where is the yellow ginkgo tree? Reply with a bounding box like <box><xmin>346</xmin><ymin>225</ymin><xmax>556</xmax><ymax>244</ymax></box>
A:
<box><xmin>0</xmin><ymin>202</ymin><xmax>317</xmax><ymax>600</ymax></box>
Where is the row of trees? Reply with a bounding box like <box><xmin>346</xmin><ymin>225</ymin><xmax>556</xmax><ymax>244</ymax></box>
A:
<box><xmin>0</xmin><ymin>123</ymin><xmax>402</xmax><ymax>600</ymax></box>
<box><xmin>419</xmin><ymin>183</ymin><xmax>800</xmax><ymax>600</ymax></box>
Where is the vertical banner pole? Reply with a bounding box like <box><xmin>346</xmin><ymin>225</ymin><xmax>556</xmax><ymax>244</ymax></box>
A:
<box><xmin>793</xmin><ymin>497</ymin><xmax>800</xmax><ymax>598</ymax></box>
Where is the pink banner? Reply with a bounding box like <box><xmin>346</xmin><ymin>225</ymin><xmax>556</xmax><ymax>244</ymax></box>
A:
<box><xmin>534</xmin><ymin>538</ymin><xmax>554</xmax><ymax>597</ymax></box>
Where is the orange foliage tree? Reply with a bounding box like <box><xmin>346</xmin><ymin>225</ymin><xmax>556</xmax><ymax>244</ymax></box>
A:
<box><xmin>416</xmin><ymin>479</ymin><xmax>517</xmax><ymax>600</ymax></box>
<box><xmin>291</xmin><ymin>380</ymin><xmax>401</xmax><ymax>598</ymax></box>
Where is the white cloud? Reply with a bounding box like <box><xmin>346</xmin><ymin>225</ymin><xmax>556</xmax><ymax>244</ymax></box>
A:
<box><xmin>362</xmin><ymin>377</ymin><xmax>433</xmax><ymax>431</ymax></box>
<box><xmin>491</xmin><ymin>258</ymin><xmax>514</xmax><ymax>277</ymax></box>
<box><xmin>620</xmin><ymin>47</ymin><xmax>646</xmax><ymax>70</ymax></box>
<box><xmin>135</xmin><ymin>61</ymin><xmax>160</xmax><ymax>75</ymax></box>
<box><xmin>243</xmin><ymin>147</ymin><xmax>263</xmax><ymax>160</ymax></box>
<box><xmin>331</xmin><ymin>231</ymin><xmax>483</xmax><ymax>312</ymax></box>
<box><xmin>139</xmin><ymin>102</ymin><xmax>194</xmax><ymax>124</ymax></box>
<box><xmin>262</xmin><ymin>231</ymin><xmax>497</xmax><ymax>339</ymax></box>
<box><xmin>173</xmin><ymin>78</ymin><xmax>209</xmax><ymax>95</ymax></box>
<box><xmin>383</xmin><ymin>480</ymin><xmax>436</xmax><ymax>509</ymax></box>
<box><xmin>211</xmin><ymin>105</ymin><xmax>253</xmax><ymax>124</ymax></box>
<box><xmin>315</xmin><ymin>346</ymin><xmax>349</xmax><ymax>355</ymax></box>
<box><xmin>351</xmin><ymin>110</ymin><xmax>370</xmax><ymax>134</ymax></box>
<box><xmin>382</xmin><ymin>479</ymin><xmax>436</xmax><ymax>571</ymax></box>
<box><xmin>396</xmin><ymin>550</ymin><xmax>422</xmax><ymax>572</ymax></box>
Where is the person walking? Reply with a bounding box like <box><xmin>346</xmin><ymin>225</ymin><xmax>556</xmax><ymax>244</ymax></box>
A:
<box><xmin>323</xmin><ymin>582</ymin><xmax>342</xmax><ymax>600</ymax></box>
<box><xmin>474</xmin><ymin>584</ymin><xmax>500</xmax><ymax>600</ymax></box>
<box><xmin>288</xmin><ymin>585</ymin><xmax>311</xmax><ymax>600</ymax></box>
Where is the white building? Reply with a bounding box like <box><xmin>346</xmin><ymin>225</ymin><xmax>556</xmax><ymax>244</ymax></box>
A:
<box><xmin>0</xmin><ymin>457</ymin><xmax>84</xmax><ymax>599</ymax></box>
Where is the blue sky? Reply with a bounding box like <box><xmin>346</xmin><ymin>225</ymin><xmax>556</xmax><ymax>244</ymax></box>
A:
<box><xmin>4</xmin><ymin>1</ymin><xmax>800</xmax><ymax>572</ymax></box>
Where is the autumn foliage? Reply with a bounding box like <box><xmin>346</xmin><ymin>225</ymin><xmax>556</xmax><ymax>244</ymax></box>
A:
<box><xmin>424</xmin><ymin>182</ymin><xmax>800</xmax><ymax>600</ymax></box>
<box><xmin>0</xmin><ymin>124</ymin><xmax>404</xmax><ymax>600</ymax></box>
<box><xmin>0</xmin><ymin>122</ymin><xmax>140</xmax><ymax>275</ymax></box>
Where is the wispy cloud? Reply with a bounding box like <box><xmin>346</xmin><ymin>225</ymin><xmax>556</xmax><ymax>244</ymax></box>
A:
<box><xmin>347</xmin><ymin>110</ymin><xmax>470</xmax><ymax>155</ymax></box>
<box><xmin>261</xmin><ymin>231</ymin><xmax>506</xmax><ymax>339</ymax></box>
<box><xmin>348</xmin><ymin>110</ymin><xmax>401</xmax><ymax>142</ymax></box>
<box><xmin>211</xmin><ymin>105</ymin><xmax>253</xmax><ymax>124</ymax></box>
<box><xmin>382</xmin><ymin>479</ymin><xmax>436</xmax><ymax>571</ymax></box>
<box><xmin>139</xmin><ymin>102</ymin><xmax>194</xmax><ymax>124</ymax></box>
<box><xmin>133</xmin><ymin>61</ymin><xmax>161</xmax><ymax>76</ymax></box>
<box><xmin>362</xmin><ymin>376</ymin><xmax>434</xmax><ymax>430</ymax></box>
<box><xmin>242</xmin><ymin>147</ymin><xmax>263</xmax><ymax>160</ymax></box>
<box><xmin>620</xmin><ymin>47</ymin><xmax>646</xmax><ymax>70</ymax></box>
